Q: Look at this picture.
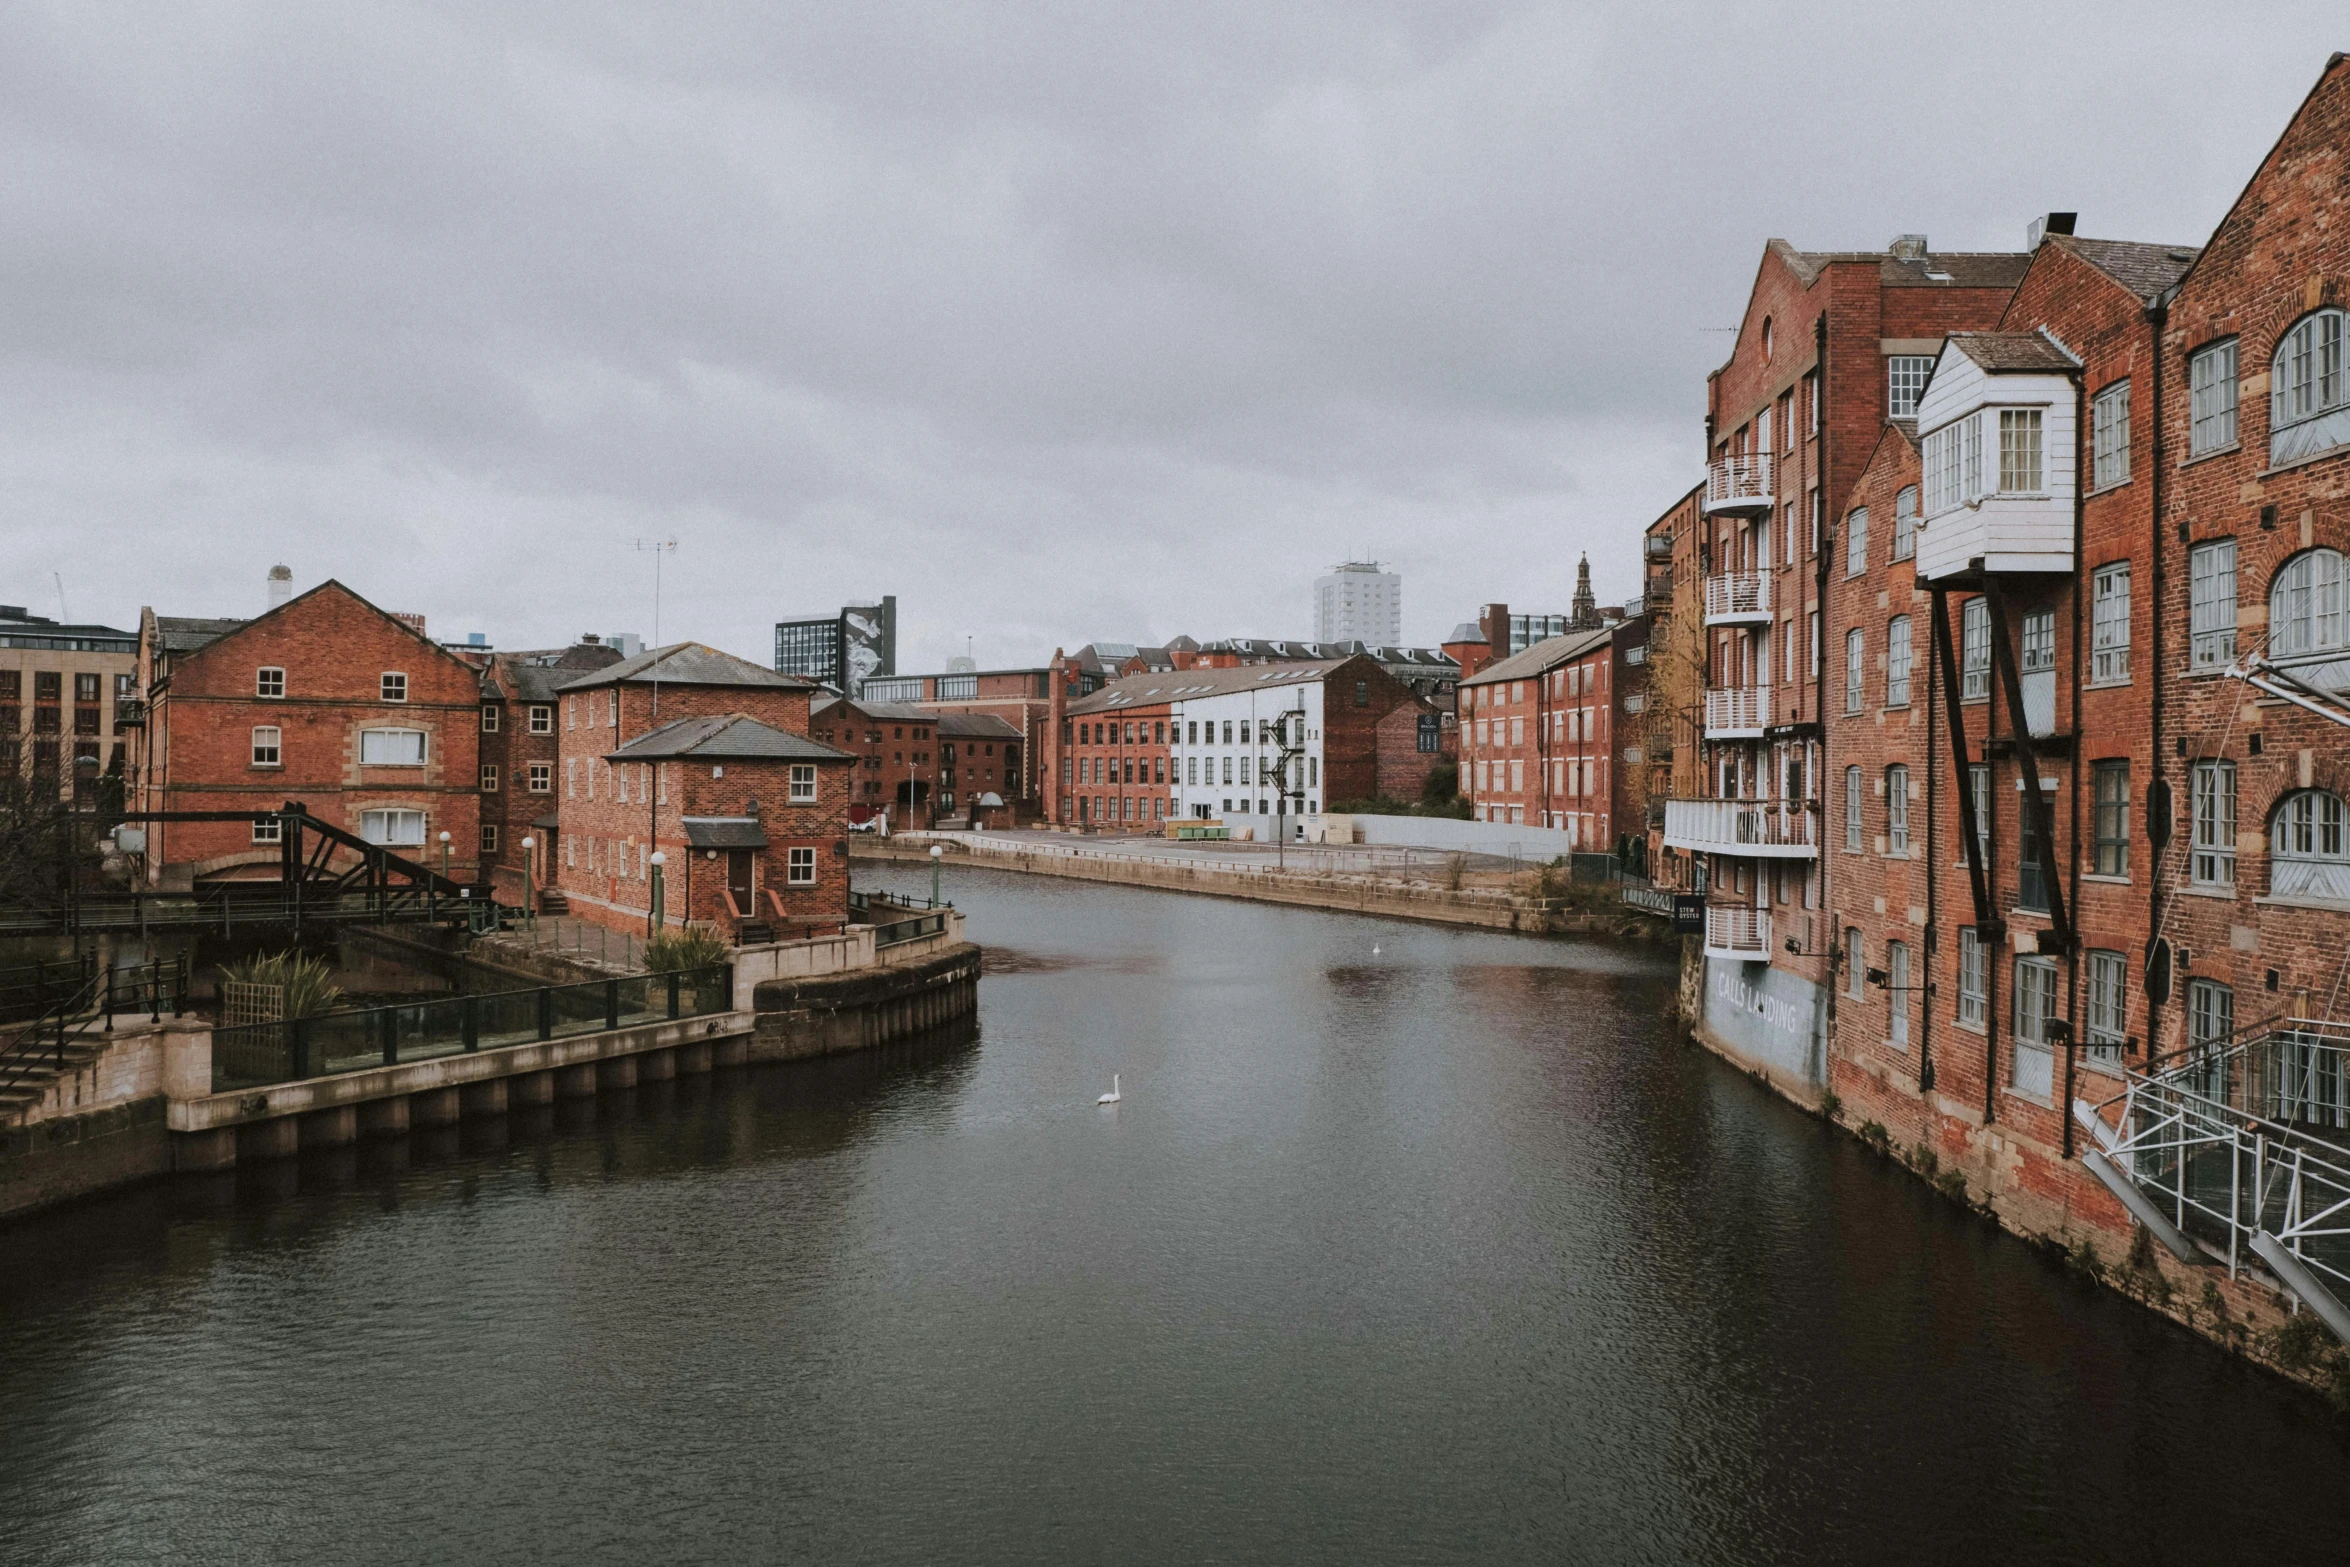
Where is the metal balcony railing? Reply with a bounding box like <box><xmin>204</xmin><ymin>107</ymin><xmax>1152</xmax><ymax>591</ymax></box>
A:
<box><xmin>2078</xmin><ymin>1018</ymin><xmax>2350</xmax><ymax>1342</ymax></box>
<box><xmin>1704</xmin><ymin>686</ymin><xmax>1772</xmax><ymax>735</ymax></box>
<box><xmin>1662</xmin><ymin>798</ymin><xmax>1816</xmax><ymax>857</ymax></box>
<box><xmin>1704</xmin><ymin>453</ymin><xmax>1774</xmax><ymax>513</ymax></box>
<box><xmin>1703</xmin><ymin>905</ymin><xmax>1772</xmax><ymax>960</ymax></box>
<box><xmin>1703</xmin><ymin>573</ymin><xmax>1772</xmax><ymax>624</ymax></box>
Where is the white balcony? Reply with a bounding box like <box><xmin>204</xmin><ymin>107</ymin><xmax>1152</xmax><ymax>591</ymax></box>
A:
<box><xmin>1704</xmin><ymin>905</ymin><xmax>1773</xmax><ymax>962</ymax></box>
<box><xmin>1704</xmin><ymin>453</ymin><xmax>1774</xmax><ymax>514</ymax></box>
<box><xmin>1704</xmin><ymin>685</ymin><xmax>1772</xmax><ymax>738</ymax></box>
<box><xmin>1703</xmin><ymin>572</ymin><xmax>1772</xmax><ymax>626</ymax></box>
<box><xmin>1663</xmin><ymin>798</ymin><xmax>1817</xmax><ymax>858</ymax></box>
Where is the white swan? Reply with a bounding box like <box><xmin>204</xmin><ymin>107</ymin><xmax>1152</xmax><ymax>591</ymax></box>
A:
<box><xmin>1097</xmin><ymin>1074</ymin><xmax>1122</xmax><ymax>1105</ymax></box>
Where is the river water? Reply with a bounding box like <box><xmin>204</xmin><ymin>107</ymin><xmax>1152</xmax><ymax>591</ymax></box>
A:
<box><xmin>3</xmin><ymin>867</ymin><xmax>2347</xmax><ymax>1565</ymax></box>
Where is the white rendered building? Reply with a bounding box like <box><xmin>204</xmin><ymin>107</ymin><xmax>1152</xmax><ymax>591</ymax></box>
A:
<box><xmin>1314</xmin><ymin>562</ymin><xmax>1402</xmax><ymax>644</ymax></box>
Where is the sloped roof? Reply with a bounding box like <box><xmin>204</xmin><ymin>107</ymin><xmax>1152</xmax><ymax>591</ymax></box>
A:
<box><xmin>606</xmin><ymin>713</ymin><xmax>851</xmax><ymax>762</ymax></box>
<box><xmin>557</xmin><ymin>641</ymin><xmax>815</xmax><ymax>692</ymax></box>
<box><xmin>156</xmin><ymin>615</ymin><xmax>248</xmax><ymax>653</ymax></box>
<box><xmin>1068</xmin><ymin>659</ymin><xmax>1352</xmax><ymax>714</ymax></box>
<box><xmin>1458</xmin><ymin>626</ymin><xmax>1615</xmax><ymax>689</ymax></box>
<box><xmin>936</xmin><ymin>712</ymin><xmax>1020</xmax><ymax>739</ymax></box>
<box><xmin>681</xmin><ymin>817</ymin><xmax>769</xmax><ymax>849</ymax></box>
<box><xmin>1946</xmin><ymin>330</ymin><xmax>2080</xmax><ymax>373</ymax></box>
<box><xmin>810</xmin><ymin>695</ymin><xmax>932</xmax><ymax>723</ymax></box>
<box><xmin>1769</xmin><ymin>238</ymin><xmax>2032</xmax><ymax>291</ymax></box>
<box><xmin>2050</xmin><ymin>236</ymin><xmax>2201</xmax><ymax>303</ymax></box>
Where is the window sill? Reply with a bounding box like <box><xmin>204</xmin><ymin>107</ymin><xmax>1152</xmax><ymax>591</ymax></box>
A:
<box><xmin>2084</xmin><ymin>478</ymin><xmax>2134</xmax><ymax>499</ymax></box>
<box><xmin>2079</xmin><ymin>873</ymin><xmax>2132</xmax><ymax>886</ymax></box>
<box><xmin>2079</xmin><ymin>1051</ymin><xmax>2129</xmax><ymax>1080</ymax></box>
<box><xmin>2257</xmin><ymin>441</ymin><xmax>2350</xmax><ymax>480</ymax></box>
<box><xmin>1953</xmin><ymin>1017</ymin><xmax>1987</xmax><ymax>1037</ymax></box>
<box><xmin>2180</xmin><ymin>883</ymin><xmax>2238</xmax><ymax>900</ymax></box>
<box><xmin>2002</xmin><ymin>1085</ymin><xmax>2057</xmax><ymax>1112</ymax></box>
<box><xmin>2179</xmin><ymin>442</ymin><xmax>2240</xmax><ymax>470</ymax></box>
<box><xmin>249</xmin><ymin>764</ymin><xmax>282</xmax><ymax>771</ymax></box>
<box><xmin>2082</xmin><ymin>677</ymin><xmax>2132</xmax><ymax>691</ymax></box>
<box><xmin>2253</xmin><ymin>892</ymin><xmax>2350</xmax><ymax>914</ymax></box>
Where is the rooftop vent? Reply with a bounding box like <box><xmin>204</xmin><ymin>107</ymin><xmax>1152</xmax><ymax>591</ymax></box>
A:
<box><xmin>1888</xmin><ymin>235</ymin><xmax>1928</xmax><ymax>261</ymax></box>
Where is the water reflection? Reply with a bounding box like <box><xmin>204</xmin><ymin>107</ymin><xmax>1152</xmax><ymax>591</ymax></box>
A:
<box><xmin>0</xmin><ymin>869</ymin><xmax>2345</xmax><ymax>1567</ymax></box>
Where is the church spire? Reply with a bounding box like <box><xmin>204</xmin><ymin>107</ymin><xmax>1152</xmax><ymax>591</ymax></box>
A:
<box><xmin>1569</xmin><ymin>553</ymin><xmax>1598</xmax><ymax>630</ymax></box>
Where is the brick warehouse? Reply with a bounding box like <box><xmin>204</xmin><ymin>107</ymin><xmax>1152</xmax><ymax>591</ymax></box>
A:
<box><xmin>134</xmin><ymin>581</ymin><xmax>485</xmax><ymax>886</ymax></box>
<box><xmin>1458</xmin><ymin>626</ymin><xmax>1617</xmax><ymax>840</ymax></box>
<box><xmin>807</xmin><ymin>694</ymin><xmax>942</xmax><ymax>826</ymax></box>
<box><xmin>474</xmin><ymin>637</ymin><xmax>624</xmax><ymax>900</ymax></box>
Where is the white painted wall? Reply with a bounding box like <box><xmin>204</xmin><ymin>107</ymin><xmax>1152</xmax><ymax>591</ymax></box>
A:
<box><xmin>1915</xmin><ymin>354</ymin><xmax>2076</xmax><ymax>582</ymax></box>
<box><xmin>1170</xmin><ymin>678</ymin><xmax>1326</xmax><ymax>824</ymax></box>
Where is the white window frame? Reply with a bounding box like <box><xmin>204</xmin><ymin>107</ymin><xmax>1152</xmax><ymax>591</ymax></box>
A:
<box><xmin>1845</xmin><ymin>507</ymin><xmax>1868</xmax><ymax>578</ymax></box>
<box><xmin>1886</xmin><ymin>616</ymin><xmax>1912</xmax><ymax>708</ymax></box>
<box><xmin>2189</xmin><ymin>338</ymin><xmax>2239</xmax><ymax>455</ymax></box>
<box><xmin>255</xmin><ymin>667</ymin><xmax>285</xmax><ymax>699</ymax></box>
<box><xmin>2091</xmin><ymin>380</ymin><xmax>2130</xmax><ymax>489</ymax></box>
<box><xmin>1845</xmin><ymin>927</ymin><xmax>1865</xmax><ymax>999</ymax></box>
<box><xmin>380</xmin><ymin>672</ymin><xmax>408</xmax><ymax>703</ymax></box>
<box><xmin>480</xmin><ymin>763</ymin><xmax>499</xmax><ymax>792</ymax></box>
<box><xmin>2268</xmin><ymin>548</ymin><xmax>2348</xmax><ymax>663</ymax></box>
<box><xmin>787</xmin><ymin>846</ymin><xmax>817</xmax><ymax>885</ymax></box>
<box><xmin>1961</xmin><ymin>598</ymin><xmax>1990</xmax><ymax>700</ymax></box>
<box><xmin>359</xmin><ymin>808</ymin><xmax>426</xmax><ymax>847</ymax></box>
<box><xmin>528</xmin><ymin>704</ymin><xmax>553</xmax><ymax>735</ymax></box>
<box><xmin>2270</xmin><ymin>789</ymin><xmax>2350</xmax><ymax>902</ymax></box>
<box><xmin>790</xmin><ymin>763</ymin><xmax>818</xmax><ymax>803</ymax></box>
<box><xmin>1891</xmin><ymin>485</ymin><xmax>1918</xmax><ymax>562</ymax></box>
<box><xmin>1958</xmin><ymin>928</ymin><xmax>1986</xmax><ymax>1027</ymax></box>
<box><xmin>480</xmin><ymin>823</ymin><xmax>501</xmax><ymax>855</ymax></box>
<box><xmin>359</xmin><ymin>728</ymin><xmax>427</xmax><ymax>766</ymax></box>
<box><xmin>1887</xmin><ymin>940</ymin><xmax>1911</xmax><ymax>1049</ymax></box>
<box><xmin>2090</xmin><ymin>563</ymin><xmax>2131</xmax><ymax>684</ymax></box>
<box><xmin>2191</xmin><ymin>759</ymin><xmax>2236</xmax><ymax>889</ymax></box>
<box><xmin>2085</xmin><ymin>949</ymin><xmax>2126</xmax><ymax>1063</ymax></box>
<box><xmin>1845</xmin><ymin>629</ymin><xmax>1864</xmax><ymax>714</ymax></box>
<box><xmin>1998</xmin><ymin>408</ymin><xmax>2044</xmax><ymax>494</ymax></box>
<box><xmin>251</xmin><ymin>815</ymin><xmax>282</xmax><ymax>845</ymax></box>
<box><xmin>1886</xmin><ymin>765</ymin><xmax>1909</xmax><ymax>855</ymax></box>
<box><xmin>2013</xmin><ymin>955</ymin><xmax>2060</xmax><ymax>1096</ymax></box>
<box><xmin>2272</xmin><ymin>309</ymin><xmax>2346</xmax><ymax>431</ymax></box>
<box><xmin>1888</xmin><ymin>355</ymin><xmax>1933</xmax><ymax>419</ymax></box>
<box><xmin>2189</xmin><ymin>540</ymin><xmax>2238</xmax><ymax>669</ymax></box>
<box><xmin>1844</xmin><ymin>765</ymin><xmax>1863</xmax><ymax>853</ymax></box>
<box><xmin>528</xmin><ymin>762</ymin><xmax>552</xmax><ymax>794</ymax></box>
<box><xmin>480</xmin><ymin>703</ymin><xmax>500</xmax><ymax>733</ymax></box>
<box><xmin>250</xmin><ymin>725</ymin><xmax>281</xmax><ymax>768</ymax></box>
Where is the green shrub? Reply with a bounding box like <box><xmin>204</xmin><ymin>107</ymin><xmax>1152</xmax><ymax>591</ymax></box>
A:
<box><xmin>218</xmin><ymin>951</ymin><xmax>343</xmax><ymax>1019</ymax></box>
<box><xmin>646</xmin><ymin>926</ymin><xmax>731</xmax><ymax>972</ymax></box>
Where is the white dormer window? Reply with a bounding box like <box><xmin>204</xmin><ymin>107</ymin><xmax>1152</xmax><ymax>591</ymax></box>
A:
<box><xmin>1923</xmin><ymin>408</ymin><xmax>2043</xmax><ymax>516</ymax></box>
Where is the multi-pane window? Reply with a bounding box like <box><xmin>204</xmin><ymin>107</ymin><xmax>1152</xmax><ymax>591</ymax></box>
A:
<box><xmin>787</xmin><ymin>847</ymin><xmax>817</xmax><ymax>885</ymax></box>
<box><xmin>1845</xmin><ymin>766</ymin><xmax>1863</xmax><ymax>852</ymax></box>
<box><xmin>1887</xmin><ymin>765</ymin><xmax>1910</xmax><ymax>855</ymax></box>
<box><xmin>1886</xmin><ymin>616</ymin><xmax>1912</xmax><ymax>707</ymax></box>
<box><xmin>2189</xmin><ymin>540</ymin><xmax>2238</xmax><ymax>668</ymax></box>
<box><xmin>2272</xmin><ymin>309</ymin><xmax>2346</xmax><ymax>430</ymax></box>
<box><xmin>2013</xmin><ymin>956</ymin><xmax>2060</xmax><ymax>1097</ymax></box>
<box><xmin>480</xmin><ymin>764</ymin><xmax>500</xmax><ymax>792</ymax></box>
<box><xmin>529</xmin><ymin>705</ymin><xmax>553</xmax><ymax>735</ymax></box>
<box><xmin>251</xmin><ymin>816</ymin><xmax>282</xmax><ymax>845</ymax></box>
<box><xmin>1845</xmin><ymin>927</ymin><xmax>1865</xmax><ymax>999</ymax></box>
<box><xmin>2085</xmin><ymin>950</ymin><xmax>2126</xmax><ymax>1064</ymax></box>
<box><xmin>2090</xmin><ymin>563</ymin><xmax>2131</xmax><ymax>683</ymax></box>
<box><xmin>2190</xmin><ymin>338</ymin><xmax>2238</xmax><ymax>455</ymax></box>
<box><xmin>251</xmin><ymin>725</ymin><xmax>281</xmax><ymax>767</ymax></box>
<box><xmin>359</xmin><ymin>809</ymin><xmax>425</xmax><ymax>847</ymax></box>
<box><xmin>360</xmin><ymin>729</ymin><xmax>427</xmax><ymax>765</ymax></box>
<box><xmin>480</xmin><ymin>703</ymin><xmax>500</xmax><ymax>732</ymax></box>
<box><xmin>480</xmin><ymin>824</ymin><xmax>500</xmax><ymax>855</ymax></box>
<box><xmin>2021</xmin><ymin>610</ymin><xmax>2054</xmax><ymax>673</ymax></box>
<box><xmin>1924</xmin><ymin>411</ymin><xmax>1990</xmax><ymax>515</ymax></box>
<box><xmin>1887</xmin><ymin>941</ymin><xmax>1911</xmax><ymax>1049</ymax></box>
<box><xmin>528</xmin><ymin>762</ymin><xmax>551</xmax><ymax>793</ymax></box>
<box><xmin>2018</xmin><ymin>788</ymin><xmax>2049</xmax><ymax>913</ymax></box>
<box><xmin>1888</xmin><ymin>355</ymin><xmax>1933</xmax><ymax>418</ymax></box>
<box><xmin>790</xmin><ymin>763</ymin><xmax>818</xmax><ymax>803</ymax></box>
<box><xmin>2192</xmin><ymin>759</ymin><xmax>2237</xmax><ymax>888</ymax></box>
<box><xmin>256</xmin><ymin>667</ymin><xmax>285</xmax><ymax>699</ymax></box>
<box><xmin>1846</xmin><ymin>507</ymin><xmax>1868</xmax><ymax>577</ymax></box>
<box><xmin>2189</xmin><ymin>979</ymin><xmax>2235</xmax><ymax>1099</ymax></box>
<box><xmin>2092</xmin><ymin>380</ymin><xmax>2130</xmax><ymax>488</ymax></box>
<box><xmin>380</xmin><ymin>672</ymin><xmax>408</xmax><ymax>702</ymax></box>
<box><xmin>1891</xmin><ymin>485</ymin><xmax>1918</xmax><ymax>562</ymax></box>
<box><xmin>2270</xmin><ymin>789</ymin><xmax>2350</xmax><ymax>901</ymax></box>
<box><xmin>1958</xmin><ymin>928</ymin><xmax>1986</xmax><ymax>1026</ymax></box>
<box><xmin>1961</xmin><ymin>598</ymin><xmax>1990</xmax><ymax>699</ymax></box>
<box><xmin>1998</xmin><ymin>408</ymin><xmax>2044</xmax><ymax>493</ymax></box>
<box><xmin>1965</xmin><ymin>764</ymin><xmax>1991</xmax><ymax>867</ymax></box>
<box><xmin>1845</xmin><ymin>630</ymin><xmax>1864</xmax><ymax>714</ymax></box>
<box><xmin>2093</xmin><ymin>760</ymin><xmax>2129</xmax><ymax>876</ymax></box>
<box><xmin>2269</xmin><ymin>548</ymin><xmax>2348</xmax><ymax>661</ymax></box>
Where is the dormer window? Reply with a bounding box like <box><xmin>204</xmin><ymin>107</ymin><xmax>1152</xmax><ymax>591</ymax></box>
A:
<box><xmin>381</xmin><ymin>672</ymin><xmax>408</xmax><ymax>703</ymax></box>
<box><xmin>1923</xmin><ymin>408</ymin><xmax>2043</xmax><ymax>516</ymax></box>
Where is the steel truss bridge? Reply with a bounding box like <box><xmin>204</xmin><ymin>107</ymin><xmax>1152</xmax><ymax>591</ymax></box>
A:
<box><xmin>2078</xmin><ymin>1018</ymin><xmax>2350</xmax><ymax>1345</ymax></box>
<box><xmin>2</xmin><ymin>805</ymin><xmax>518</xmax><ymax>938</ymax></box>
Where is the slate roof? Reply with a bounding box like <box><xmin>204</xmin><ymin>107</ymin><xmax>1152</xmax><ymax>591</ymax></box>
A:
<box><xmin>681</xmin><ymin>817</ymin><xmax>769</xmax><ymax>850</ymax></box>
<box><xmin>1770</xmin><ymin>239</ymin><xmax>2032</xmax><ymax>291</ymax></box>
<box><xmin>1946</xmin><ymin>330</ymin><xmax>2081</xmax><ymax>373</ymax></box>
<box><xmin>1457</xmin><ymin>626</ymin><xmax>1616</xmax><ymax>689</ymax></box>
<box><xmin>557</xmin><ymin>641</ymin><xmax>815</xmax><ymax>692</ymax></box>
<box><xmin>2051</xmin><ymin>236</ymin><xmax>2201</xmax><ymax>303</ymax></box>
<box><xmin>1067</xmin><ymin>659</ymin><xmax>1352</xmax><ymax>715</ymax></box>
<box><xmin>156</xmin><ymin>616</ymin><xmax>247</xmax><ymax>654</ymax></box>
<box><xmin>936</xmin><ymin>712</ymin><xmax>1021</xmax><ymax>739</ymax></box>
<box><xmin>810</xmin><ymin>695</ymin><xmax>932</xmax><ymax>723</ymax></box>
<box><xmin>606</xmin><ymin>713</ymin><xmax>852</xmax><ymax>762</ymax></box>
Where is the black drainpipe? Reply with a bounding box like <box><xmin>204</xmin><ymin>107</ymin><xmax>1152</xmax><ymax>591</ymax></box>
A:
<box><xmin>2062</xmin><ymin>360</ymin><xmax>2087</xmax><ymax>1158</ymax></box>
<box><xmin>1814</xmin><ymin>311</ymin><xmax>1835</xmax><ymax>1087</ymax></box>
<box><xmin>2143</xmin><ymin>296</ymin><xmax>2170</xmax><ymax>1066</ymax></box>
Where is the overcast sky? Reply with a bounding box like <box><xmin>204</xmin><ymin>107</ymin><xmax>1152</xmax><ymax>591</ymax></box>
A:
<box><xmin>3</xmin><ymin>5</ymin><xmax>2343</xmax><ymax>671</ymax></box>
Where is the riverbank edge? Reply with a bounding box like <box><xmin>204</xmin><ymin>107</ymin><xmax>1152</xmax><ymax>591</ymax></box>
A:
<box><xmin>1673</xmin><ymin>946</ymin><xmax>2350</xmax><ymax>1409</ymax></box>
<box><xmin>852</xmin><ymin>837</ymin><xmax>1673</xmax><ymax>944</ymax></box>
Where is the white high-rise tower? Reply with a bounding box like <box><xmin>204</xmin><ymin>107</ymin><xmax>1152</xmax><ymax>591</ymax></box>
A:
<box><xmin>1313</xmin><ymin>561</ymin><xmax>1401</xmax><ymax>644</ymax></box>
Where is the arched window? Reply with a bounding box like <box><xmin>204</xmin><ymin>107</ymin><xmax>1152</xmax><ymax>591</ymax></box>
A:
<box><xmin>2270</xmin><ymin>548</ymin><xmax>2348</xmax><ymax>662</ymax></box>
<box><xmin>2271</xmin><ymin>789</ymin><xmax>2350</xmax><ymax>902</ymax></box>
<box><xmin>2272</xmin><ymin>309</ymin><xmax>2347</xmax><ymax>464</ymax></box>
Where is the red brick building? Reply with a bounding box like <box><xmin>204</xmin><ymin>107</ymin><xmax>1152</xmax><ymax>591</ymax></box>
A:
<box><xmin>475</xmin><ymin>638</ymin><xmax>623</xmax><ymax>896</ymax></box>
<box><xmin>937</xmin><ymin>712</ymin><xmax>1022</xmax><ymax>823</ymax></box>
<box><xmin>134</xmin><ymin>581</ymin><xmax>485</xmax><ymax>886</ymax></box>
<box><xmin>548</xmin><ymin>642</ymin><xmax>826</xmax><ymax>930</ymax></box>
<box><xmin>860</xmin><ymin>666</ymin><xmax>1050</xmax><ymax>810</ymax></box>
<box><xmin>1061</xmin><ymin>685</ymin><xmax>1173</xmax><ymax>828</ymax></box>
<box><xmin>576</xmin><ymin>713</ymin><xmax>854</xmax><ymax>940</ymax></box>
<box><xmin>1458</xmin><ymin>627</ymin><xmax>1618</xmax><ymax>842</ymax></box>
<box><xmin>808</xmin><ymin>695</ymin><xmax>940</xmax><ymax>826</ymax></box>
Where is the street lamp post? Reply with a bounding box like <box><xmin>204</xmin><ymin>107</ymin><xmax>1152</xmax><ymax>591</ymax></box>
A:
<box><xmin>521</xmin><ymin>835</ymin><xmax>536</xmax><ymax>932</ymax></box>
<box><xmin>929</xmin><ymin>843</ymin><xmax>944</xmax><ymax>908</ymax></box>
<box><xmin>436</xmin><ymin>829</ymin><xmax>451</xmax><ymax>919</ymax></box>
<box><xmin>649</xmin><ymin>851</ymin><xmax>666</xmax><ymax>936</ymax></box>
